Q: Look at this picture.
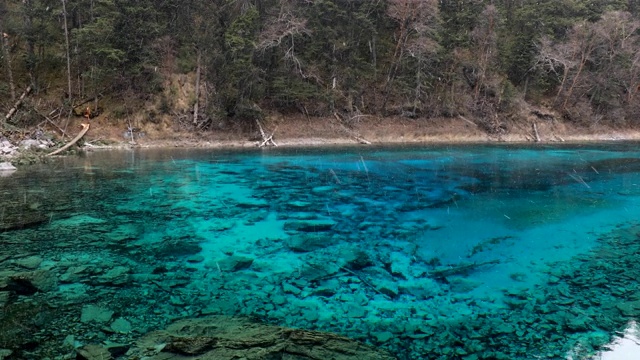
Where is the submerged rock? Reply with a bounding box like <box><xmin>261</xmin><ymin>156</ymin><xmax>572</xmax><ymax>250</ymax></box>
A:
<box><xmin>209</xmin><ymin>254</ymin><xmax>255</xmax><ymax>272</ymax></box>
<box><xmin>0</xmin><ymin>349</ymin><xmax>12</xmax><ymax>359</ymax></box>
<box><xmin>284</xmin><ymin>218</ymin><xmax>336</xmax><ymax>232</ymax></box>
<box><xmin>110</xmin><ymin>318</ymin><xmax>133</xmax><ymax>334</ymax></box>
<box><xmin>0</xmin><ymin>205</ymin><xmax>48</xmax><ymax>231</ymax></box>
<box><xmin>76</xmin><ymin>344</ymin><xmax>113</xmax><ymax>360</ymax></box>
<box><xmin>0</xmin><ymin>292</ymin><xmax>10</xmax><ymax>307</ymax></box>
<box><xmin>81</xmin><ymin>305</ymin><xmax>114</xmax><ymax>324</ymax></box>
<box><xmin>285</xmin><ymin>233</ymin><xmax>335</xmax><ymax>252</ymax></box>
<box><xmin>126</xmin><ymin>316</ymin><xmax>397</xmax><ymax>359</ymax></box>
<box><xmin>0</xmin><ymin>162</ymin><xmax>16</xmax><ymax>171</ymax></box>
<box><xmin>99</xmin><ymin>266</ymin><xmax>131</xmax><ymax>286</ymax></box>
<box><xmin>13</xmin><ymin>255</ymin><xmax>43</xmax><ymax>270</ymax></box>
<box><xmin>3</xmin><ymin>270</ymin><xmax>58</xmax><ymax>294</ymax></box>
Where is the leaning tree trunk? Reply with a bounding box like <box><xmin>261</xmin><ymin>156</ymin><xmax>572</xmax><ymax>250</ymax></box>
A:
<box><xmin>562</xmin><ymin>56</ymin><xmax>587</xmax><ymax>111</ymax></box>
<box><xmin>4</xmin><ymin>86</ymin><xmax>32</xmax><ymax>122</ymax></box>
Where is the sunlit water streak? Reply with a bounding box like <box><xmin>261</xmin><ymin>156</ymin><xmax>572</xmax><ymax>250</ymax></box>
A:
<box><xmin>1</xmin><ymin>144</ymin><xmax>640</xmax><ymax>359</ymax></box>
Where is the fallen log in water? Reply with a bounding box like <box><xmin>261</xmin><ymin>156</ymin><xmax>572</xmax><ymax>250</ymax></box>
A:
<box><xmin>47</xmin><ymin>123</ymin><xmax>90</xmax><ymax>156</ymax></box>
<box><xmin>428</xmin><ymin>259</ymin><xmax>500</xmax><ymax>279</ymax></box>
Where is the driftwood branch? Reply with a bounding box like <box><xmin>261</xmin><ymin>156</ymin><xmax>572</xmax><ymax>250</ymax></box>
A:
<box><xmin>459</xmin><ymin>115</ymin><xmax>478</xmax><ymax>127</ymax></box>
<box><xmin>340</xmin><ymin>267</ymin><xmax>389</xmax><ymax>298</ymax></box>
<box><xmin>532</xmin><ymin>122</ymin><xmax>541</xmax><ymax>142</ymax></box>
<box><xmin>47</xmin><ymin>123</ymin><xmax>90</xmax><ymax>156</ymax></box>
<box><xmin>333</xmin><ymin>113</ymin><xmax>371</xmax><ymax>144</ymax></box>
<box><xmin>4</xmin><ymin>86</ymin><xmax>32</xmax><ymax>121</ymax></box>
<box><xmin>256</xmin><ymin>119</ymin><xmax>278</xmax><ymax>147</ymax></box>
<box><xmin>33</xmin><ymin>108</ymin><xmax>67</xmax><ymax>137</ymax></box>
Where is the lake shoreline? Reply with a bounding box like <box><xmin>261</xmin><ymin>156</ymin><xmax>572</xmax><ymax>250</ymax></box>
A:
<box><xmin>84</xmin><ymin>115</ymin><xmax>640</xmax><ymax>151</ymax></box>
<box><xmin>4</xmin><ymin>115</ymin><xmax>640</xmax><ymax>166</ymax></box>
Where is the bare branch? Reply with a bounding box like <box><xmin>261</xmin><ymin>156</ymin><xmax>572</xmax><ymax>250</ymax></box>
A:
<box><xmin>257</xmin><ymin>12</ymin><xmax>310</xmax><ymax>52</ymax></box>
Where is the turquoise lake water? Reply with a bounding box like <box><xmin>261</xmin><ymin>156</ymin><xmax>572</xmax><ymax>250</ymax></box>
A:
<box><xmin>2</xmin><ymin>144</ymin><xmax>640</xmax><ymax>359</ymax></box>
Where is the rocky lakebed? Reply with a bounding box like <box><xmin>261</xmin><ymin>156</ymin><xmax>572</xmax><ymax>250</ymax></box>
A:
<box><xmin>1</xmin><ymin>146</ymin><xmax>640</xmax><ymax>359</ymax></box>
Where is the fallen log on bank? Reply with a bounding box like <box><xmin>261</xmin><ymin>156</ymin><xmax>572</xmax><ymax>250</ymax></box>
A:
<box><xmin>4</xmin><ymin>86</ymin><xmax>32</xmax><ymax>122</ymax></box>
<box><xmin>533</xmin><ymin>122</ymin><xmax>541</xmax><ymax>142</ymax></box>
<box><xmin>333</xmin><ymin>113</ymin><xmax>371</xmax><ymax>144</ymax></box>
<box><xmin>47</xmin><ymin>123</ymin><xmax>90</xmax><ymax>156</ymax></box>
<box><xmin>256</xmin><ymin>119</ymin><xmax>277</xmax><ymax>147</ymax></box>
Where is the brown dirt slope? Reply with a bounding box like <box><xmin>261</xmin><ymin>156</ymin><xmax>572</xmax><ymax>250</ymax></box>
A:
<box><xmin>77</xmin><ymin>111</ymin><xmax>640</xmax><ymax>150</ymax></box>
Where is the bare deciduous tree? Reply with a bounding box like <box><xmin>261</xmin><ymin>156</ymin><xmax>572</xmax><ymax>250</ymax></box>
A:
<box><xmin>383</xmin><ymin>0</ymin><xmax>439</xmax><ymax>112</ymax></box>
<box><xmin>61</xmin><ymin>0</ymin><xmax>72</xmax><ymax>99</ymax></box>
<box><xmin>536</xmin><ymin>11</ymin><xmax>640</xmax><ymax>123</ymax></box>
<box><xmin>257</xmin><ymin>0</ymin><xmax>311</xmax><ymax>81</ymax></box>
<box><xmin>385</xmin><ymin>0</ymin><xmax>438</xmax><ymax>82</ymax></box>
<box><xmin>470</xmin><ymin>5</ymin><xmax>498</xmax><ymax>99</ymax></box>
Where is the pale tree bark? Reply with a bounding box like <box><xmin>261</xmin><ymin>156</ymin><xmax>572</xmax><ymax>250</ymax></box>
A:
<box><xmin>382</xmin><ymin>0</ymin><xmax>438</xmax><ymax>111</ymax></box>
<box><xmin>21</xmin><ymin>0</ymin><xmax>36</xmax><ymax>85</ymax></box>
<box><xmin>535</xmin><ymin>36</ymin><xmax>575</xmax><ymax>105</ymax></box>
<box><xmin>471</xmin><ymin>5</ymin><xmax>498</xmax><ymax>100</ymax></box>
<box><xmin>561</xmin><ymin>51</ymin><xmax>589</xmax><ymax>110</ymax></box>
<box><xmin>536</xmin><ymin>12</ymin><xmax>640</xmax><ymax>119</ymax></box>
<box><xmin>1</xmin><ymin>31</ymin><xmax>16</xmax><ymax>101</ymax></box>
<box><xmin>257</xmin><ymin>1</ymin><xmax>311</xmax><ymax>81</ymax></box>
<box><xmin>559</xmin><ymin>21</ymin><xmax>598</xmax><ymax>110</ymax></box>
<box><xmin>0</xmin><ymin>5</ymin><xmax>8</xmax><ymax>100</ymax></box>
<box><xmin>61</xmin><ymin>0</ymin><xmax>72</xmax><ymax>98</ymax></box>
<box><xmin>4</xmin><ymin>86</ymin><xmax>32</xmax><ymax>122</ymax></box>
<box><xmin>0</xmin><ymin>0</ymin><xmax>15</xmax><ymax>101</ymax></box>
<box><xmin>48</xmin><ymin>123</ymin><xmax>90</xmax><ymax>156</ymax></box>
<box><xmin>193</xmin><ymin>48</ymin><xmax>201</xmax><ymax>125</ymax></box>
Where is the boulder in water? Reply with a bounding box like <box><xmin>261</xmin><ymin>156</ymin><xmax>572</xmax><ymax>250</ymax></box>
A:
<box><xmin>126</xmin><ymin>316</ymin><xmax>397</xmax><ymax>359</ymax></box>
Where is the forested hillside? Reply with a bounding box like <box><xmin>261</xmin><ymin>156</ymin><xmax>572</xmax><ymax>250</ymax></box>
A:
<box><xmin>1</xmin><ymin>0</ymin><xmax>639</xmax><ymax>138</ymax></box>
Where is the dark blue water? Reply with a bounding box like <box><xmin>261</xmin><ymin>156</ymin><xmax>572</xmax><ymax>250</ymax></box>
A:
<box><xmin>2</xmin><ymin>144</ymin><xmax>640</xmax><ymax>359</ymax></box>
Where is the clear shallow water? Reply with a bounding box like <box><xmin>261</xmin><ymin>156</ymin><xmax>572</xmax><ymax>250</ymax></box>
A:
<box><xmin>2</xmin><ymin>144</ymin><xmax>640</xmax><ymax>359</ymax></box>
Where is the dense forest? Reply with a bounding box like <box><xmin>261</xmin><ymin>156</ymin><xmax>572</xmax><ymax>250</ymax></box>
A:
<box><xmin>1</xmin><ymin>0</ymin><xmax>640</xmax><ymax>137</ymax></box>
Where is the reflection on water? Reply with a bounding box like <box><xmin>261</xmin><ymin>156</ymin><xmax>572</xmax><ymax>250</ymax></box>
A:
<box><xmin>1</xmin><ymin>144</ymin><xmax>640</xmax><ymax>359</ymax></box>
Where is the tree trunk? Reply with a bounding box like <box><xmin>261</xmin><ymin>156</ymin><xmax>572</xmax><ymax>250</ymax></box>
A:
<box><xmin>22</xmin><ymin>0</ymin><xmax>36</xmax><ymax>87</ymax></box>
<box><xmin>533</xmin><ymin>122</ymin><xmax>541</xmax><ymax>142</ymax></box>
<box><xmin>193</xmin><ymin>49</ymin><xmax>201</xmax><ymax>125</ymax></box>
<box><xmin>554</xmin><ymin>67</ymin><xmax>569</xmax><ymax>106</ymax></box>
<box><xmin>61</xmin><ymin>0</ymin><xmax>72</xmax><ymax>98</ymax></box>
<box><xmin>0</xmin><ymin>29</ymin><xmax>16</xmax><ymax>101</ymax></box>
<box><xmin>562</xmin><ymin>56</ymin><xmax>586</xmax><ymax>110</ymax></box>
<box><xmin>4</xmin><ymin>86</ymin><xmax>32</xmax><ymax>122</ymax></box>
